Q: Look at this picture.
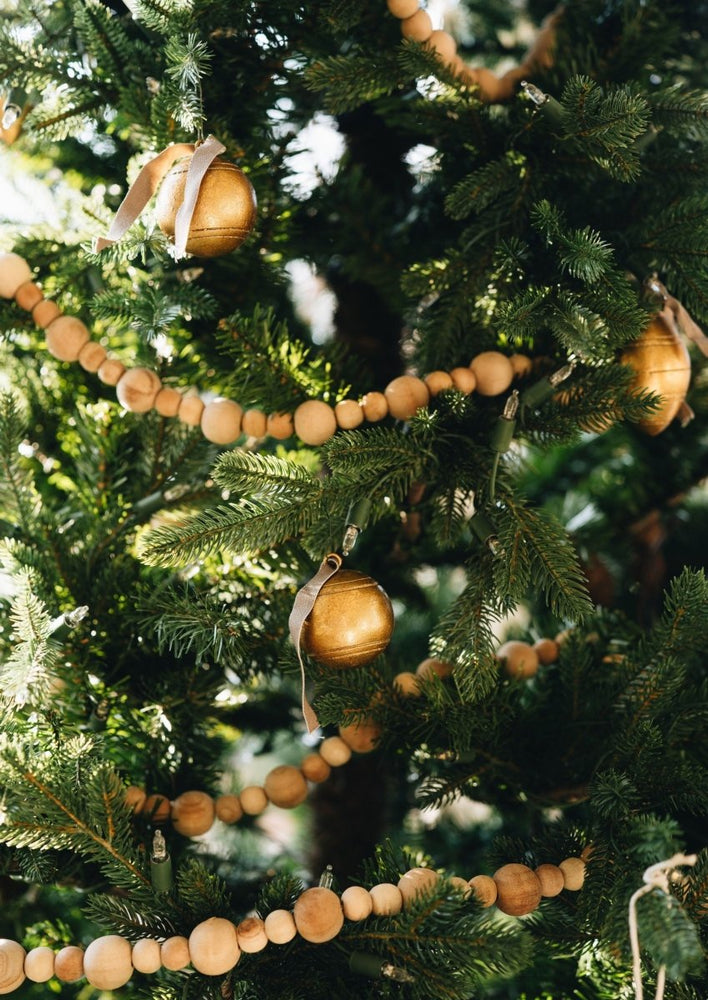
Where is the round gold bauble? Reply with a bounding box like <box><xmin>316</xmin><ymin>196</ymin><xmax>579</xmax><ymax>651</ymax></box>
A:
<box><xmin>155</xmin><ymin>157</ymin><xmax>257</xmax><ymax>258</ymax></box>
<box><xmin>301</xmin><ymin>569</ymin><xmax>394</xmax><ymax>669</ymax></box>
<box><xmin>620</xmin><ymin>313</ymin><xmax>691</xmax><ymax>435</ymax></box>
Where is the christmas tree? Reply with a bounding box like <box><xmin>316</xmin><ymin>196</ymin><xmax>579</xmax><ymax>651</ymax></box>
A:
<box><xmin>0</xmin><ymin>0</ymin><xmax>707</xmax><ymax>997</ymax></box>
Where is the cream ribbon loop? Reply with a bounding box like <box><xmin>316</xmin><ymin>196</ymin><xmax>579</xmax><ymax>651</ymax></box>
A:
<box><xmin>172</xmin><ymin>134</ymin><xmax>226</xmax><ymax>259</ymax></box>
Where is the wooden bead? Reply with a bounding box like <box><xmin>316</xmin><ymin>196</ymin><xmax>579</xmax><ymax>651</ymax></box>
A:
<box><xmin>387</xmin><ymin>0</ymin><xmax>419</xmax><ymax>17</ymax></box>
<box><xmin>493</xmin><ymin>863</ymin><xmax>542</xmax><ymax>916</ymax></box>
<box><xmin>341</xmin><ymin>885</ymin><xmax>373</xmax><ymax>921</ymax></box>
<box><xmin>473</xmin><ymin>67</ymin><xmax>506</xmax><ymax>103</ymax></box>
<box><xmin>154</xmin><ymin>386</ymin><xmax>182</xmax><ymax>417</ymax></box>
<box><xmin>141</xmin><ymin>793</ymin><xmax>171</xmax><ymax>823</ymax></box>
<box><xmin>97</xmin><ymin>357</ymin><xmax>125</xmax><ymax>386</ymax></box>
<box><xmin>294</xmin><ymin>887</ymin><xmax>344</xmax><ymax>943</ymax></box>
<box><xmin>319</xmin><ymin>736</ymin><xmax>352</xmax><ymax>767</ymax></box>
<box><xmin>23</xmin><ymin>945</ymin><xmax>54</xmax><ymax>983</ymax></box>
<box><xmin>189</xmin><ymin>917</ymin><xmax>240</xmax><ymax>975</ymax></box>
<box><xmin>14</xmin><ymin>280</ymin><xmax>43</xmax><ymax>311</ymax></box>
<box><xmin>449</xmin><ymin>876</ymin><xmax>472</xmax><ymax>897</ymax></box>
<box><xmin>426</xmin><ymin>29</ymin><xmax>457</xmax><ymax>65</ymax></box>
<box><xmin>334</xmin><ymin>398</ymin><xmax>364</xmax><ymax>429</ymax></box>
<box><xmin>416</xmin><ymin>656</ymin><xmax>453</xmax><ymax>679</ymax></box>
<box><xmin>32</xmin><ymin>299</ymin><xmax>62</xmax><ymax>328</ymax></box>
<box><xmin>559</xmin><ymin>857</ymin><xmax>586</xmax><ymax>890</ymax></box>
<box><xmin>533</xmin><ymin>637</ymin><xmax>559</xmax><ymax>665</ymax></box>
<box><xmin>124</xmin><ymin>785</ymin><xmax>146</xmax><ymax>812</ymax></box>
<box><xmin>370</xmin><ymin>883</ymin><xmax>403</xmax><ymax>915</ymax></box>
<box><xmin>469</xmin><ymin>351</ymin><xmax>514</xmax><ymax>395</ymax></box>
<box><xmin>266</xmin><ymin>411</ymin><xmax>294</xmax><ymax>439</ymax></box>
<box><xmin>131</xmin><ymin>938</ymin><xmax>162</xmax><ymax>974</ymax></box>
<box><xmin>0</xmin><ymin>252</ymin><xmax>32</xmax><ymax>298</ymax></box>
<box><xmin>78</xmin><ymin>341</ymin><xmax>107</xmax><ymax>373</ymax></box>
<box><xmin>83</xmin><ymin>934</ymin><xmax>133</xmax><ymax>990</ymax></box>
<box><xmin>447</xmin><ymin>367</ymin><xmax>476</xmax><ymax>396</ymax></box>
<box><xmin>294</xmin><ymin>399</ymin><xmax>337</xmax><ymax>445</ymax></box>
<box><xmin>300</xmin><ymin>752</ymin><xmax>331</xmax><ymax>783</ymax></box>
<box><xmin>469</xmin><ymin>874</ymin><xmax>497</xmax><ymax>907</ymax></box>
<box><xmin>393</xmin><ymin>670</ymin><xmax>421</xmax><ymax>696</ymax></box>
<box><xmin>242</xmin><ymin>408</ymin><xmax>267</xmax><ymax>437</ymax></box>
<box><xmin>171</xmin><ymin>790</ymin><xmax>215</xmax><ymax>836</ymax></box>
<box><xmin>239</xmin><ymin>785</ymin><xmax>268</xmax><ymax>815</ymax></box>
<box><xmin>263</xmin><ymin>764</ymin><xmax>308</xmax><ymax>808</ymax></box>
<box><xmin>264</xmin><ymin>909</ymin><xmax>296</xmax><ymax>944</ymax></box>
<box><xmin>401</xmin><ymin>9</ymin><xmax>433</xmax><ymax>41</ymax></box>
<box><xmin>397</xmin><ymin>867</ymin><xmax>439</xmax><ymax>907</ymax></box>
<box><xmin>620</xmin><ymin>312</ymin><xmax>692</xmax><ymax>435</ymax></box>
<box><xmin>510</xmin><ymin>353</ymin><xmax>533</xmax><ymax>377</ymax></box>
<box><xmin>0</xmin><ymin>941</ymin><xmax>24</xmax><ymax>994</ymax></box>
<box><xmin>45</xmin><ymin>316</ymin><xmax>90</xmax><ymax>362</ymax></box>
<box><xmin>178</xmin><ymin>393</ymin><xmax>204</xmax><ymax>426</ymax></box>
<box><xmin>361</xmin><ymin>391</ymin><xmax>388</xmax><ymax>422</ymax></box>
<box><xmin>237</xmin><ymin>917</ymin><xmax>268</xmax><ymax>953</ymax></box>
<box><xmin>338</xmin><ymin>718</ymin><xmax>382</xmax><ymax>754</ymax></box>
<box><xmin>424</xmin><ymin>370</ymin><xmax>453</xmax><ymax>395</ymax></box>
<box><xmin>201</xmin><ymin>398</ymin><xmax>243</xmax><ymax>444</ymax></box>
<box><xmin>535</xmin><ymin>864</ymin><xmax>565</xmax><ymax>897</ymax></box>
<box><xmin>116</xmin><ymin>367</ymin><xmax>161</xmax><ymax>413</ymax></box>
<box><xmin>384</xmin><ymin>375</ymin><xmax>430</xmax><ymax>420</ymax></box>
<box><xmin>215</xmin><ymin>793</ymin><xmax>243</xmax><ymax>824</ymax></box>
<box><xmin>161</xmin><ymin>936</ymin><xmax>190</xmax><ymax>971</ymax></box>
<box><xmin>54</xmin><ymin>946</ymin><xmax>84</xmax><ymax>982</ymax></box>
<box><xmin>497</xmin><ymin>640</ymin><xmax>539</xmax><ymax>679</ymax></box>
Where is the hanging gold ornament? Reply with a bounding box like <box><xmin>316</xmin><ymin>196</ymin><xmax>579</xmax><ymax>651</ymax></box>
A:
<box><xmin>620</xmin><ymin>311</ymin><xmax>691</xmax><ymax>435</ymax></box>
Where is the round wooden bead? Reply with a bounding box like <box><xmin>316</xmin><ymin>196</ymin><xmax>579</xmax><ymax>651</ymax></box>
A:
<box><xmin>401</xmin><ymin>9</ymin><xmax>433</xmax><ymax>41</ymax></box>
<box><xmin>14</xmin><ymin>280</ymin><xmax>43</xmax><ymax>312</ymax></box>
<box><xmin>620</xmin><ymin>312</ymin><xmax>692</xmax><ymax>435</ymax></box>
<box><xmin>0</xmin><ymin>941</ymin><xmax>24</xmax><ymax>994</ymax></box>
<box><xmin>242</xmin><ymin>408</ymin><xmax>267</xmax><ymax>437</ymax></box>
<box><xmin>387</xmin><ymin>0</ymin><xmax>419</xmax><ymax>17</ymax></box>
<box><xmin>384</xmin><ymin>375</ymin><xmax>430</xmax><ymax>420</ymax></box>
<box><xmin>97</xmin><ymin>357</ymin><xmax>125</xmax><ymax>386</ymax></box>
<box><xmin>201</xmin><ymin>398</ymin><xmax>243</xmax><ymax>444</ymax></box>
<box><xmin>0</xmin><ymin>252</ymin><xmax>32</xmax><ymax>298</ymax></box>
<box><xmin>54</xmin><ymin>946</ymin><xmax>84</xmax><ymax>982</ymax></box>
<box><xmin>424</xmin><ymin>370</ymin><xmax>454</xmax><ymax>395</ymax></box>
<box><xmin>300</xmin><ymin>752</ymin><xmax>331</xmax><ymax>783</ymax></box>
<box><xmin>559</xmin><ymin>857</ymin><xmax>586</xmax><ymax>890</ymax></box>
<box><xmin>334</xmin><ymin>398</ymin><xmax>364</xmax><ymax>429</ymax></box>
<box><xmin>171</xmin><ymin>789</ymin><xmax>216</xmax><ymax>836</ymax></box>
<box><xmin>23</xmin><ymin>945</ymin><xmax>54</xmax><ymax>983</ymax></box>
<box><xmin>533</xmin><ymin>637</ymin><xmax>559</xmax><ymax>665</ymax></box>
<box><xmin>338</xmin><ymin>718</ymin><xmax>382</xmax><ymax>753</ymax></box>
<box><xmin>32</xmin><ymin>299</ymin><xmax>62</xmax><ymax>328</ymax></box>
<box><xmin>361</xmin><ymin>391</ymin><xmax>388</xmax><ymax>422</ymax></box>
<box><xmin>83</xmin><ymin>934</ymin><xmax>133</xmax><ymax>990</ymax></box>
<box><xmin>124</xmin><ymin>785</ymin><xmax>146</xmax><ymax>812</ymax></box>
<box><xmin>319</xmin><ymin>736</ymin><xmax>352</xmax><ymax>767</ymax></box>
<box><xmin>449</xmin><ymin>876</ymin><xmax>472</xmax><ymax>897</ymax></box>
<box><xmin>468</xmin><ymin>874</ymin><xmax>497</xmax><ymax>907</ymax></box>
<box><xmin>161</xmin><ymin>936</ymin><xmax>190</xmax><ymax>971</ymax></box>
<box><xmin>416</xmin><ymin>656</ymin><xmax>453</xmax><ymax>680</ymax></box>
<box><xmin>132</xmin><ymin>938</ymin><xmax>162</xmax><ymax>974</ymax></box>
<box><xmin>237</xmin><ymin>917</ymin><xmax>268</xmax><ymax>954</ymax></box>
<box><xmin>370</xmin><ymin>883</ymin><xmax>403</xmax><ymax>915</ymax></box>
<box><xmin>492</xmin><ymin>863</ymin><xmax>542</xmax><ymax>916</ymax></box>
<box><xmin>116</xmin><ymin>367</ymin><xmax>161</xmax><ymax>413</ymax></box>
<box><xmin>497</xmin><ymin>640</ymin><xmax>539</xmax><ymax>679</ymax></box>
<box><xmin>473</xmin><ymin>67</ymin><xmax>506</xmax><ymax>103</ymax></box>
<box><xmin>264</xmin><ymin>909</ymin><xmax>296</xmax><ymax>944</ymax></box>
<box><xmin>264</xmin><ymin>764</ymin><xmax>308</xmax><ymax>808</ymax></box>
<box><xmin>78</xmin><ymin>341</ymin><xmax>107</xmax><ymax>373</ymax></box>
<box><xmin>141</xmin><ymin>793</ymin><xmax>171</xmax><ymax>823</ymax></box>
<box><xmin>189</xmin><ymin>917</ymin><xmax>240</xmax><ymax>975</ymax></box>
<box><xmin>215</xmin><ymin>793</ymin><xmax>243</xmax><ymax>824</ymax></box>
<box><xmin>154</xmin><ymin>386</ymin><xmax>182</xmax><ymax>417</ymax></box>
<box><xmin>393</xmin><ymin>670</ymin><xmax>421</xmax><ymax>696</ymax></box>
<box><xmin>397</xmin><ymin>867</ymin><xmax>439</xmax><ymax>907</ymax></box>
<box><xmin>45</xmin><ymin>315</ymin><xmax>90</xmax><ymax>362</ymax></box>
<box><xmin>294</xmin><ymin>887</ymin><xmax>344</xmax><ymax>943</ymax></box>
<box><xmin>342</xmin><ymin>885</ymin><xmax>373</xmax><ymax>921</ymax></box>
<box><xmin>510</xmin><ymin>353</ymin><xmax>533</xmax><ymax>377</ymax></box>
<box><xmin>535</xmin><ymin>864</ymin><xmax>565</xmax><ymax>897</ymax></box>
<box><xmin>426</xmin><ymin>29</ymin><xmax>457</xmax><ymax>64</ymax></box>
<box><xmin>266</xmin><ymin>411</ymin><xmax>294</xmax><ymax>439</ymax></box>
<box><xmin>449</xmin><ymin>367</ymin><xmax>477</xmax><ymax>394</ymax></box>
<box><xmin>239</xmin><ymin>785</ymin><xmax>268</xmax><ymax>815</ymax></box>
<box><xmin>293</xmin><ymin>399</ymin><xmax>337</xmax><ymax>446</ymax></box>
<box><xmin>470</xmin><ymin>352</ymin><xmax>514</xmax><ymax>395</ymax></box>
<box><xmin>178</xmin><ymin>393</ymin><xmax>204</xmax><ymax>426</ymax></box>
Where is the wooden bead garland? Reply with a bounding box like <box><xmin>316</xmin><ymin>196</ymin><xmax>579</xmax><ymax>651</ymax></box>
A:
<box><xmin>188</xmin><ymin>917</ymin><xmax>240</xmax><ymax>975</ymax></box>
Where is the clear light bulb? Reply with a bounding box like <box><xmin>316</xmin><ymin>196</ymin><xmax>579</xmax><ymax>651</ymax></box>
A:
<box><xmin>1</xmin><ymin>103</ymin><xmax>21</xmax><ymax>129</ymax></box>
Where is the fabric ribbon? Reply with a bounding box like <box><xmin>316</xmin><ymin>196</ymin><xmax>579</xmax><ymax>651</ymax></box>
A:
<box><xmin>288</xmin><ymin>553</ymin><xmax>342</xmax><ymax>733</ymax></box>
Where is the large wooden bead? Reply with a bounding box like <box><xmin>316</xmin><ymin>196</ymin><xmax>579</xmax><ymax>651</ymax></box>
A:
<box><xmin>171</xmin><ymin>790</ymin><xmax>215</xmax><ymax>836</ymax></box>
<box><xmin>132</xmin><ymin>938</ymin><xmax>162</xmax><ymax>974</ymax></box>
<box><xmin>0</xmin><ymin>252</ymin><xmax>32</xmax><ymax>298</ymax></box>
<box><xmin>401</xmin><ymin>9</ymin><xmax>433</xmax><ymax>41</ymax></box>
<box><xmin>319</xmin><ymin>736</ymin><xmax>352</xmax><ymax>767</ymax></box>
<box><xmin>535</xmin><ymin>864</ymin><xmax>565</xmax><ymax>897</ymax></box>
<box><xmin>189</xmin><ymin>917</ymin><xmax>240</xmax><ymax>975</ymax></box>
<box><xmin>492</xmin><ymin>863</ymin><xmax>542</xmax><ymax>916</ymax></box>
<box><xmin>116</xmin><ymin>367</ymin><xmax>161</xmax><ymax>413</ymax></box>
<box><xmin>294</xmin><ymin>887</ymin><xmax>344</xmax><ymax>943</ymax></box>
<box><xmin>334</xmin><ymin>399</ymin><xmax>364</xmax><ymax>429</ymax></box>
<box><xmin>83</xmin><ymin>935</ymin><xmax>133</xmax><ymax>990</ymax></box>
<box><xmin>384</xmin><ymin>375</ymin><xmax>430</xmax><ymax>420</ymax></box>
<box><xmin>361</xmin><ymin>391</ymin><xmax>388</xmax><ymax>422</ymax></box>
<box><xmin>294</xmin><ymin>399</ymin><xmax>337</xmax><ymax>445</ymax></box>
<box><xmin>301</xmin><ymin>569</ymin><xmax>394</xmax><ymax>669</ymax></box>
<box><xmin>215</xmin><ymin>793</ymin><xmax>243</xmax><ymax>824</ymax></box>
<box><xmin>338</xmin><ymin>718</ymin><xmax>382</xmax><ymax>753</ymax></box>
<box><xmin>14</xmin><ymin>281</ymin><xmax>43</xmax><ymax>311</ymax></box>
<box><xmin>559</xmin><ymin>857</ymin><xmax>586</xmax><ymax>890</ymax></box>
<box><xmin>620</xmin><ymin>313</ymin><xmax>691</xmax><ymax>435</ymax></box>
<box><xmin>0</xmin><ymin>940</ymin><xmax>25</xmax><ymax>994</ymax></box>
<box><xmin>397</xmin><ymin>867</ymin><xmax>439</xmax><ymax>907</ymax></box>
<box><xmin>470</xmin><ymin>352</ymin><xmax>514</xmax><ymax>396</ymax></box>
<box><xmin>201</xmin><ymin>398</ymin><xmax>243</xmax><ymax>444</ymax></box>
<box><xmin>342</xmin><ymin>885</ymin><xmax>373</xmax><ymax>921</ymax></box>
<box><xmin>54</xmin><ymin>946</ymin><xmax>84</xmax><ymax>982</ymax></box>
<box><xmin>240</xmin><ymin>785</ymin><xmax>268</xmax><ymax>815</ymax></box>
<box><xmin>45</xmin><ymin>316</ymin><xmax>90</xmax><ymax>362</ymax></box>
<box><xmin>264</xmin><ymin>764</ymin><xmax>308</xmax><ymax>808</ymax></box>
<box><xmin>300</xmin><ymin>752</ymin><xmax>331</xmax><ymax>783</ymax></box>
<box><xmin>142</xmin><ymin>793</ymin><xmax>171</xmax><ymax>823</ymax></box>
<box><xmin>264</xmin><ymin>909</ymin><xmax>296</xmax><ymax>944</ymax></box>
<box><xmin>497</xmin><ymin>640</ymin><xmax>539</xmax><ymax>679</ymax></box>
<box><xmin>24</xmin><ymin>945</ymin><xmax>54</xmax><ymax>983</ymax></box>
<box><xmin>237</xmin><ymin>917</ymin><xmax>268</xmax><ymax>953</ymax></box>
<box><xmin>510</xmin><ymin>353</ymin><xmax>533</xmax><ymax>377</ymax></box>
<box><xmin>370</xmin><ymin>883</ymin><xmax>403</xmax><ymax>915</ymax></box>
<box><xmin>469</xmin><ymin>874</ymin><xmax>497</xmax><ymax>907</ymax></box>
<box><xmin>387</xmin><ymin>0</ymin><xmax>419</xmax><ymax>17</ymax></box>
<box><xmin>161</xmin><ymin>936</ymin><xmax>190</xmax><ymax>971</ymax></box>
<box><xmin>155</xmin><ymin>158</ymin><xmax>257</xmax><ymax>258</ymax></box>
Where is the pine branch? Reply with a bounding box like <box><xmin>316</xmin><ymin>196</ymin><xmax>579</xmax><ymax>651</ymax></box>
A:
<box><xmin>305</xmin><ymin>52</ymin><xmax>401</xmax><ymax>115</ymax></box>
<box><xmin>0</xmin><ymin>390</ymin><xmax>40</xmax><ymax>529</ymax></box>
<box><xmin>212</xmin><ymin>450</ymin><xmax>321</xmax><ymax>501</ymax></box>
<box><xmin>445</xmin><ymin>153</ymin><xmax>526</xmax><ymax>221</ymax></box>
<box><xmin>0</xmin><ymin>568</ymin><xmax>59</xmax><ymax>707</ymax></box>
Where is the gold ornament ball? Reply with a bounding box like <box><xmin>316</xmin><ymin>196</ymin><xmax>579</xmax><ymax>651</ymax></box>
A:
<box><xmin>300</xmin><ymin>752</ymin><xmax>331</xmax><ymax>783</ymax></box>
<box><xmin>155</xmin><ymin>157</ymin><xmax>257</xmax><ymax>258</ymax></box>
<box><xmin>23</xmin><ymin>946</ymin><xmax>55</xmax><ymax>983</ymax></box>
<box><xmin>131</xmin><ymin>938</ymin><xmax>162</xmax><ymax>975</ymax></box>
<box><xmin>171</xmin><ymin>789</ymin><xmax>215</xmax><ymax>836</ymax></box>
<box><xmin>161</xmin><ymin>936</ymin><xmax>190</xmax><ymax>971</ymax></box>
<box><xmin>293</xmin><ymin>887</ymin><xmax>344</xmax><ymax>943</ymax></box>
<box><xmin>45</xmin><ymin>316</ymin><xmax>90</xmax><ymax>362</ymax></box>
<box><xmin>116</xmin><ymin>367</ymin><xmax>161</xmax><ymax>413</ymax></box>
<box><xmin>470</xmin><ymin>351</ymin><xmax>514</xmax><ymax>396</ymax></box>
<box><xmin>497</xmin><ymin>640</ymin><xmax>539</xmax><ymax>679</ymax></box>
<box><xmin>535</xmin><ymin>863</ymin><xmax>565</xmax><ymax>897</ymax></box>
<box><xmin>559</xmin><ymin>857</ymin><xmax>586</xmax><ymax>890</ymax></box>
<box><xmin>338</xmin><ymin>717</ymin><xmax>382</xmax><ymax>753</ymax></box>
<box><xmin>620</xmin><ymin>313</ymin><xmax>691</xmax><ymax>435</ymax></box>
<box><xmin>397</xmin><ymin>867</ymin><xmax>439</xmax><ymax>908</ymax></box>
<box><xmin>83</xmin><ymin>935</ymin><xmax>133</xmax><ymax>991</ymax></box>
<box><xmin>264</xmin><ymin>910</ymin><xmax>296</xmax><ymax>944</ymax></box>
<box><xmin>263</xmin><ymin>764</ymin><xmax>308</xmax><ymax>808</ymax></box>
<box><xmin>237</xmin><ymin>917</ymin><xmax>268</xmax><ymax>954</ymax></box>
<box><xmin>294</xmin><ymin>400</ymin><xmax>337</xmax><ymax>445</ymax></box>
<box><xmin>341</xmin><ymin>885</ymin><xmax>373</xmax><ymax>921</ymax></box>
<box><xmin>189</xmin><ymin>917</ymin><xmax>241</xmax><ymax>975</ymax></box>
<box><xmin>492</xmin><ymin>863</ymin><xmax>542</xmax><ymax>916</ymax></box>
<box><xmin>54</xmin><ymin>946</ymin><xmax>84</xmax><ymax>982</ymax></box>
<box><xmin>370</xmin><ymin>883</ymin><xmax>403</xmax><ymax>915</ymax></box>
<box><xmin>384</xmin><ymin>375</ymin><xmax>430</xmax><ymax>420</ymax></box>
<box><xmin>468</xmin><ymin>874</ymin><xmax>497</xmax><ymax>907</ymax></box>
<box><xmin>301</xmin><ymin>569</ymin><xmax>394</xmax><ymax>669</ymax></box>
<box><xmin>0</xmin><ymin>253</ymin><xmax>32</xmax><ymax>299</ymax></box>
<box><xmin>0</xmin><ymin>940</ymin><xmax>25</xmax><ymax>994</ymax></box>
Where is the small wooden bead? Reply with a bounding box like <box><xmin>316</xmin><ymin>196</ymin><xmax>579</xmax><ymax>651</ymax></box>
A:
<box><xmin>449</xmin><ymin>366</ymin><xmax>477</xmax><ymax>394</ymax></box>
<box><xmin>449</xmin><ymin>876</ymin><xmax>472</xmax><ymax>896</ymax></box>
<box><xmin>242</xmin><ymin>408</ymin><xmax>267</xmax><ymax>438</ymax></box>
<box><xmin>45</xmin><ymin>316</ymin><xmax>90</xmax><ymax>362</ymax></box>
<box><xmin>237</xmin><ymin>917</ymin><xmax>268</xmax><ymax>954</ymax></box>
<box><xmin>189</xmin><ymin>917</ymin><xmax>240</xmax><ymax>975</ymax></box>
<box><xmin>474</xmin><ymin>67</ymin><xmax>506</xmax><ymax>103</ymax></box>
<box><xmin>132</xmin><ymin>938</ymin><xmax>162</xmax><ymax>974</ymax></box>
<box><xmin>201</xmin><ymin>398</ymin><xmax>243</xmax><ymax>444</ymax></box>
<box><xmin>401</xmin><ymin>8</ymin><xmax>433</xmax><ymax>41</ymax></box>
<box><xmin>266</xmin><ymin>411</ymin><xmax>294</xmax><ymax>439</ymax></box>
<box><xmin>215</xmin><ymin>793</ymin><xmax>243</xmax><ymax>824</ymax></box>
<box><xmin>559</xmin><ymin>857</ymin><xmax>586</xmax><ymax>890</ymax></box>
<box><xmin>416</xmin><ymin>656</ymin><xmax>453</xmax><ymax>679</ymax></box>
<box><xmin>361</xmin><ymin>391</ymin><xmax>388</xmax><ymax>422</ymax></box>
<box><xmin>294</xmin><ymin>399</ymin><xmax>337</xmax><ymax>445</ymax></box>
<box><xmin>141</xmin><ymin>793</ymin><xmax>171</xmax><ymax>823</ymax></box>
<box><xmin>0</xmin><ymin>940</ymin><xmax>25</xmax><ymax>993</ymax></box>
<box><xmin>426</xmin><ymin>29</ymin><xmax>457</xmax><ymax>65</ymax></box>
<box><xmin>535</xmin><ymin>864</ymin><xmax>565</xmax><ymax>897</ymax></box>
<box><xmin>497</xmin><ymin>640</ymin><xmax>539</xmax><ymax>679</ymax></box>
<box><xmin>239</xmin><ymin>785</ymin><xmax>268</xmax><ymax>815</ymax></box>
<box><xmin>398</xmin><ymin>867</ymin><xmax>439</xmax><ymax>907</ymax></box>
<box><xmin>83</xmin><ymin>935</ymin><xmax>133</xmax><ymax>990</ymax></box>
<box><xmin>178</xmin><ymin>393</ymin><xmax>204</xmax><ymax>426</ymax></box>
<box><xmin>263</xmin><ymin>764</ymin><xmax>308</xmax><ymax>808</ymax></box>
<box><xmin>154</xmin><ymin>386</ymin><xmax>182</xmax><ymax>417</ymax></box>
<box><xmin>264</xmin><ymin>909</ymin><xmax>296</xmax><ymax>944</ymax></box>
<box><xmin>469</xmin><ymin>874</ymin><xmax>497</xmax><ymax>907</ymax></box>
<box><xmin>510</xmin><ymin>353</ymin><xmax>533</xmax><ymax>377</ymax></box>
<box><xmin>116</xmin><ymin>367</ymin><xmax>161</xmax><ymax>413</ymax></box>
<box><xmin>387</xmin><ymin>0</ymin><xmax>419</xmax><ymax>17</ymax></box>
<box><xmin>124</xmin><ymin>785</ymin><xmax>146</xmax><ymax>812</ymax></box>
<box><xmin>493</xmin><ymin>863</ymin><xmax>542</xmax><ymax>916</ymax></box>
<box><xmin>54</xmin><ymin>946</ymin><xmax>84</xmax><ymax>982</ymax></box>
<box><xmin>338</xmin><ymin>718</ymin><xmax>382</xmax><ymax>754</ymax></box>
<box><xmin>342</xmin><ymin>885</ymin><xmax>374</xmax><ymax>921</ymax></box>
<box><xmin>32</xmin><ymin>299</ymin><xmax>62</xmax><ymax>328</ymax></box>
<box><xmin>97</xmin><ymin>357</ymin><xmax>125</xmax><ymax>386</ymax></box>
<box><xmin>393</xmin><ymin>670</ymin><xmax>421</xmax><ymax>696</ymax></box>
<box><xmin>384</xmin><ymin>375</ymin><xmax>430</xmax><ymax>420</ymax></box>
<box><xmin>300</xmin><ymin>752</ymin><xmax>331</xmax><ymax>783</ymax></box>
<box><xmin>294</xmin><ymin>887</ymin><xmax>344</xmax><ymax>943</ymax></box>
<box><xmin>0</xmin><ymin>252</ymin><xmax>32</xmax><ymax>298</ymax></box>
<box><xmin>469</xmin><ymin>351</ymin><xmax>514</xmax><ymax>395</ymax></box>
<box><xmin>171</xmin><ymin>790</ymin><xmax>216</xmax><ymax>836</ymax></box>
<box><xmin>424</xmin><ymin>370</ymin><xmax>453</xmax><ymax>395</ymax></box>
<box><xmin>334</xmin><ymin>398</ymin><xmax>364</xmax><ymax>429</ymax></box>
<box><xmin>24</xmin><ymin>945</ymin><xmax>54</xmax><ymax>983</ymax></box>
<box><xmin>14</xmin><ymin>280</ymin><xmax>43</xmax><ymax>311</ymax></box>
<box><xmin>161</xmin><ymin>936</ymin><xmax>190</xmax><ymax>971</ymax></box>
<box><xmin>319</xmin><ymin>736</ymin><xmax>352</xmax><ymax>767</ymax></box>
<box><xmin>533</xmin><ymin>637</ymin><xmax>559</xmax><ymax>665</ymax></box>
<box><xmin>78</xmin><ymin>341</ymin><xmax>107</xmax><ymax>373</ymax></box>
<box><xmin>370</xmin><ymin>883</ymin><xmax>403</xmax><ymax>915</ymax></box>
